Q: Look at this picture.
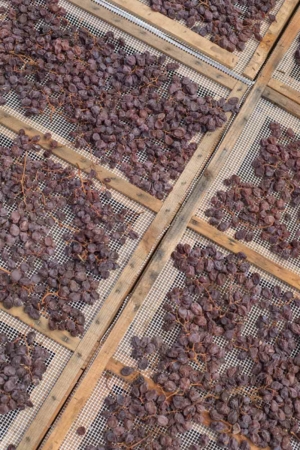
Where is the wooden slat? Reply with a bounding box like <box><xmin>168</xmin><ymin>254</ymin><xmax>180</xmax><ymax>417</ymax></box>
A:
<box><xmin>0</xmin><ymin>109</ymin><xmax>161</xmax><ymax>214</ymax></box>
<box><xmin>34</xmin><ymin>166</ymin><xmax>214</xmax><ymax>450</ymax></box>
<box><xmin>263</xmin><ymin>85</ymin><xmax>300</xmax><ymax>119</ymax></box>
<box><xmin>243</xmin><ymin>0</ymin><xmax>299</xmax><ymax>80</ymax></box>
<box><xmin>0</xmin><ymin>302</ymin><xmax>79</xmax><ymax>352</ymax></box>
<box><xmin>268</xmin><ymin>78</ymin><xmax>300</xmax><ymax>106</ymax></box>
<box><xmin>188</xmin><ymin>217</ymin><xmax>300</xmax><ymax>290</ymax></box>
<box><xmin>66</xmin><ymin>0</ymin><xmax>238</xmax><ymax>89</ymax></box>
<box><xmin>90</xmin><ymin>0</ymin><xmax>238</xmax><ymax>69</ymax></box>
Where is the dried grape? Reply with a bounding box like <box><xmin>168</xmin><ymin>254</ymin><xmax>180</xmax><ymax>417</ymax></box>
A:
<box><xmin>149</xmin><ymin>0</ymin><xmax>278</xmax><ymax>53</ymax></box>
<box><xmin>94</xmin><ymin>243</ymin><xmax>300</xmax><ymax>449</ymax></box>
<box><xmin>0</xmin><ymin>331</ymin><xmax>49</xmax><ymax>415</ymax></box>
<box><xmin>0</xmin><ymin>130</ymin><xmax>138</xmax><ymax>335</ymax></box>
<box><xmin>0</xmin><ymin>0</ymin><xmax>236</xmax><ymax>198</ymax></box>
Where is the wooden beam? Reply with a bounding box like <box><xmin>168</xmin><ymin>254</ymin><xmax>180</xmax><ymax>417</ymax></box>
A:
<box><xmin>243</xmin><ymin>0</ymin><xmax>298</xmax><ymax>80</ymax></box>
<box><xmin>66</xmin><ymin>0</ymin><xmax>238</xmax><ymax>88</ymax></box>
<box><xmin>263</xmin><ymin>85</ymin><xmax>300</xmax><ymax>119</ymax></box>
<box><xmin>268</xmin><ymin>78</ymin><xmax>300</xmax><ymax>107</ymax></box>
<box><xmin>188</xmin><ymin>217</ymin><xmax>300</xmax><ymax>291</ymax></box>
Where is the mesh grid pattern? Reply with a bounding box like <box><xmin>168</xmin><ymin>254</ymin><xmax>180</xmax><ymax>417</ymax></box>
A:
<box><xmin>194</xmin><ymin>97</ymin><xmax>300</xmax><ymax>275</ymax></box>
<box><xmin>0</xmin><ymin>308</ymin><xmax>71</xmax><ymax>448</ymax></box>
<box><xmin>1</xmin><ymin>0</ymin><xmax>230</xmax><ymax>198</ymax></box>
<box><xmin>0</xmin><ymin>125</ymin><xmax>155</xmax><ymax>333</ymax></box>
<box><xmin>273</xmin><ymin>31</ymin><xmax>300</xmax><ymax>93</ymax></box>
<box><xmin>58</xmin><ymin>228</ymin><xmax>300</xmax><ymax>450</ymax></box>
<box><xmin>130</xmin><ymin>0</ymin><xmax>285</xmax><ymax>74</ymax></box>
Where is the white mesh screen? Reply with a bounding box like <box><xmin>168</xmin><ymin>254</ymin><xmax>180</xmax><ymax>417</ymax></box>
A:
<box><xmin>195</xmin><ymin>97</ymin><xmax>300</xmax><ymax>275</ymax></box>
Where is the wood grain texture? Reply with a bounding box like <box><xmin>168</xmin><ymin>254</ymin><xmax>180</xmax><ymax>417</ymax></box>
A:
<box><xmin>39</xmin><ymin>168</ymin><xmax>215</xmax><ymax>450</ymax></box>
<box><xmin>0</xmin><ymin>109</ymin><xmax>161</xmax><ymax>214</ymax></box>
<box><xmin>242</xmin><ymin>0</ymin><xmax>298</xmax><ymax>80</ymax></box>
<box><xmin>66</xmin><ymin>0</ymin><xmax>238</xmax><ymax>88</ymax></box>
<box><xmin>268</xmin><ymin>78</ymin><xmax>300</xmax><ymax>106</ymax></box>
<box><xmin>188</xmin><ymin>217</ymin><xmax>300</xmax><ymax>290</ymax></box>
<box><xmin>263</xmin><ymin>85</ymin><xmax>300</xmax><ymax>119</ymax></box>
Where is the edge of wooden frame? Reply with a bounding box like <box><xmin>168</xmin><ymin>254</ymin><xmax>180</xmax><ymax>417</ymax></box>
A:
<box><xmin>268</xmin><ymin>78</ymin><xmax>300</xmax><ymax>107</ymax></box>
<box><xmin>263</xmin><ymin>85</ymin><xmax>300</xmax><ymax>119</ymax></box>
<box><xmin>85</xmin><ymin>0</ymin><xmax>238</xmax><ymax>69</ymax></box>
<box><xmin>66</xmin><ymin>0</ymin><xmax>238</xmax><ymax>88</ymax></box>
<box><xmin>14</xmin><ymin>79</ymin><xmax>247</xmax><ymax>450</ymax></box>
<box><xmin>243</xmin><ymin>0</ymin><xmax>299</xmax><ymax>80</ymax></box>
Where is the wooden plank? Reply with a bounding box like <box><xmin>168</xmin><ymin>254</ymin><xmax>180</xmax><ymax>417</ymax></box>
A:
<box><xmin>243</xmin><ymin>0</ymin><xmax>299</xmax><ymax>80</ymax></box>
<box><xmin>263</xmin><ymin>85</ymin><xmax>300</xmax><ymax>119</ymax></box>
<box><xmin>0</xmin><ymin>301</ymin><xmax>79</xmax><ymax>352</ymax></box>
<box><xmin>0</xmin><ymin>109</ymin><xmax>161</xmax><ymax>214</ymax></box>
<box><xmin>188</xmin><ymin>217</ymin><xmax>300</xmax><ymax>290</ymax></box>
<box><xmin>268</xmin><ymin>78</ymin><xmax>300</xmax><ymax>106</ymax></box>
<box><xmin>66</xmin><ymin>0</ymin><xmax>238</xmax><ymax>88</ymax></box>
<box><xmin>32</xmin><ymin>166</ymin><xmax>214</xmax><ymax>450</ymax></box>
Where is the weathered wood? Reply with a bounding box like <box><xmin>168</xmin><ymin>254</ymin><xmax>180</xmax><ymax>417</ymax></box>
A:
<box><xmin>263</xmin><ymin>85</ymin><xmax>300</xmax><ymax>119</ymax></box>
<box><xmin>243</xmin><ymin>0</ymin><xmax>299</xmax><ymax>80</ymax></box>
<box><xmin>188</xmin><ymin>217</ymin><xmax>300</xmax><ymax>290</ymax></box>
<box><xmin>66</xmin><ymin>0</ymin><xmax>238</xmax><ymax>88</ymax></box>
<box><xmin>268</xmin><ymin>78</ymin><xmax>300</xmax><ymax>106</ymax></box>
<box><xmin>0</xmin><ymin>109</ymin><xmax>161</xmax><ymax>214</ymax></box>
<box><xmin>91</xmin><ymin>0</ymin><xmax>238</xmax><ymax>69</ymax></box>
<box><xmin>37</xmin><ymin>165</ymin><xmax>214</xmax><ymax>450</ymax></box>
<box><xmin>0</xmin><ymin>302</ymin><xmax>79</xmax><ymax>352</ymax></box>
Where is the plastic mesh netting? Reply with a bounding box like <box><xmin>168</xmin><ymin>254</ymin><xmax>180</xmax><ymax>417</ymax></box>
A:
<box><xmin>273</xmin><ymin>31</ymin><xmax>300</xmax><ymax>94</ymax></box>
<box><xmin>130</xmin><ymin>0</ymin><xmax>285</xmax><ymax>75</ymax></box>
<box><xmin>0</xmin><ymin>126</ymin><xmax>155</xmax><ymax>333</ymax></box>
<box><xmin>0</xmin><ymin>308</ymin><xmax>71</xmax><ymax>448</ymax></box>
<box><xmin>57</xmin><ymin>228</ymin><xmax>300</xmax><ymax>449</ymax></box>
<box><xmin>1</xmin><ymin>0</ymin><xmax>231</xmax><ymax>198</ymax></box>
<box><xmin>195</xmin><ymin>97</ymin><xmax>300</xmax><ymax>276</ymax></box>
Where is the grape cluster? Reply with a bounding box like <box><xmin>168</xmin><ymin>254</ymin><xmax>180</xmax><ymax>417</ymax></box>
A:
<box><xmin>0</xmin><ymin>130</ymin><xmax>138</xmax><ymax>336</ymax></box>
<box><xmin>0</xmin><ymin>331</ymin><xmax>49</xmax><ymax>416</ymax></box>
<box><xmin>206</xmin><ymin>122</ymin><xmax>300</xmax><ymax>260</ymax></box>
<box><xmin>92</xmin><ymin>243</ymin><xmax>300</xmax><ymax>449</ymax></box>
<box><xmin>0</xmin><ymin>0</ymin><xmax>237</xmax><ymax>198</ymax></box>
<box><xmin>149</xmin><ymin>0</ymin><xmax>277</xmax><ymax>53</ymax></box>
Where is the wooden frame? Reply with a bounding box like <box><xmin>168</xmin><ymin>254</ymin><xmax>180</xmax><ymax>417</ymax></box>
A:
<box><xmin>0</xmin><ymin>2</ymin><xmax>248</xmax><ymax>446</ymax></box>
<box><xmin>41</xmin><ymin>121</ymin><xmax>300</xmax><ymax>450</ymax></box>
<box><xmin>266</xmin><ymin>6</ymin><xmax>300</xmax><ymax>105</ymax></box>
<box><xmin>80</xmin><ymin>0</ymin><xmax>300</xmax><ymax>79</ymax></box>
<box><xmin>17</xmin><ymin>13</ymin><xmax>300</xmax><ymax>446</ymax></box>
